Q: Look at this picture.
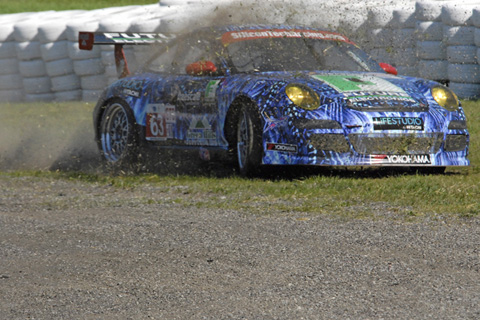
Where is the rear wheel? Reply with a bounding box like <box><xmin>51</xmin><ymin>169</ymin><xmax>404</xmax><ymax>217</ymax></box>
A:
<box><xmin>236</xmin><ymin>104</ymin><xmax>263</xmax><ymax>177</ymax></box>
<box><xmin>99</xmin><ymin>101</ymin><xmax>139</xmax><ymax>170</ymax></box>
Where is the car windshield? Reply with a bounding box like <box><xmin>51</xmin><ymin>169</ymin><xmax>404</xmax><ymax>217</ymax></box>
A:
<box><xmin>226</xmin><ymin>37</ymin><xmax>384</xmax><ymax>73</ymax></box>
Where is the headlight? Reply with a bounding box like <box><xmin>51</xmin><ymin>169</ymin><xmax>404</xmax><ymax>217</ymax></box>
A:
<box><xmin>431</xmin><ymin>85</ymin><xmax>459</xmax><ymax>111</ymax></box>
<box><xmin>285</xmin><ymin>84</ymin><xmax>320</xmax><ymax>110</ymax></box>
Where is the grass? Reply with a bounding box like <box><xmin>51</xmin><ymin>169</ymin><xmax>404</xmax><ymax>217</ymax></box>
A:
<box><xmin>1</xmin><ymin>2</ymin><xmax>477</xmax><ymax>220</ymax></box>
<box><xmin>0</xmin><ymin>0</ymin><xmax>158</xmax><ymax>14</ymax></box>
<box><xmin>1</xmin><ymin>100</ymin><xmax>478</xmax><ymax>219</ymax></box>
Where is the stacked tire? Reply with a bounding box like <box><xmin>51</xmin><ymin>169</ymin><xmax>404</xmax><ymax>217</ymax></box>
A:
<box><xmin>442</xmin><ymin>2</ymin><xmax>480</xmax><ymax>99</ymax></box>
<box><xmin>41</xmin><ymin>12</ymin><xmax>83</xmax><ymax>101</ymax></box>
<box><xmin>0</xmin><ymin>15</ymin><xmax>23</xmax><ymax>102</ymax></box>
<box><xmin>66</xmin><ymin>19</ymin><xmax>101</xmax><ymax>102</ymax></box>
<box><xmin>365</xmin><ymin>7</ymin><xmax>396</xmax><ymax>68</ymax></box>
<box><xmin>391</xmin><ymin>6</ymin><xmax>418</xmax><ymax>76</ymax></box>
<box><xmin>415</xmin><ymin>0</ymin><xmax>449</xmax><ymax>83</ymax></box>
<box><xmin>14</xmin><ymin>15</ymin><xmax>53</xmax><ymax>102</ymax></box>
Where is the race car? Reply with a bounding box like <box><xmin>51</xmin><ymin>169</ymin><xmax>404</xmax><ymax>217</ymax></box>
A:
<box><xmin>79</xmin><ymin>25</ymin><xmax>469</xmax><ymax>176</ymax></box>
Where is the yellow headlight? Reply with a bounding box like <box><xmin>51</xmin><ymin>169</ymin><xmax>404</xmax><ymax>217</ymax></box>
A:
<box><xmin>431</xmin><ymin>86</ymin><xmax>459</xmax><ymax>112</ymax></box>
<box><xmin>286</xmin><ymin>84</ymin><xmax>320</xmax><ymax>110</ymax></box>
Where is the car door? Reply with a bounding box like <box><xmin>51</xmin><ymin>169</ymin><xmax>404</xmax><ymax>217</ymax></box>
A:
<box><xmin>166</xmin><ymin>33</ymin><xmax>226</xmax><ymax>147</ymax></box>
<box><xmin>145</xmin><ymin>32</ymin><xmax>226</xmax><ymax>147</ymax></box>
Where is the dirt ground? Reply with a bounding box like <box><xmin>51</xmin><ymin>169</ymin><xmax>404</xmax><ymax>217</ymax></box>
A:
<box><xmin>0</xmin><ymin>171</ymin><xmax>479</xmax><ymax>319</ymax></box>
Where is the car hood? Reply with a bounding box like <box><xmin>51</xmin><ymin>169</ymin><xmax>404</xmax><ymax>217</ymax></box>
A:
<box><xmin>286</xmin><ymin>71</ymin><xmax>429</xmax><ymax>112</ymax></box>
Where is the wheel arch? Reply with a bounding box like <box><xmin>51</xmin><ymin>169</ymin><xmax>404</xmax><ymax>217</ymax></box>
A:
<box><xmin>224</xmin><ymin>95</ymin><xmax>259</xmax><ymax>151</ymax></box>
<box><xmin>94</xmin><ymin>97</ymin><xmax>139</xmax><ymax>147</ymax></box>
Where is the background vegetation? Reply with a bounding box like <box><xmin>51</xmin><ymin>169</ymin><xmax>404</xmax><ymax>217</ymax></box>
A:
<box><xmin>0</xmin><ymin>2</ymin><xmax>478</xmax><ymax>219</ymax></box>
<box><xmin>0</xmin><ymin>0</ymin><xmax>158</xmax><ymax>14</ymax></box>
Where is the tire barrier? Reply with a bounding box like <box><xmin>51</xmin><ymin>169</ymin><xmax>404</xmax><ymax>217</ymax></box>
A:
<box><xmin>2</xmin><ymin>1</ymin><xmax>480</xmax><ymax>101</ymax></box>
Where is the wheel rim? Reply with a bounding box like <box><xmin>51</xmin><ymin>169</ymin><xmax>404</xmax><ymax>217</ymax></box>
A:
<box><xmin>237</xmin><ymin>112</ymin><xmax>250</xmax><ymax>170</ymax></box>
<box><xmin>101</xmin><ymin>103</ymin><xmax>130</xmax><ymax>162</ymax></box>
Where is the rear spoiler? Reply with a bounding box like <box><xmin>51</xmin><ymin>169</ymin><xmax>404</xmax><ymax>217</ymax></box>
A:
<box><xmin>78</xmin><ymin>32</ymin><xmax>175</xmax><ymax>78</ymax></box>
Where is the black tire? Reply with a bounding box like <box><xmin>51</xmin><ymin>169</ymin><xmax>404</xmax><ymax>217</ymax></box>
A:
<box><xmin>236</xmin><ymin>104</ymin><xmax>263</xmax><ymax>177</ymax></box>
<box><xmin>99</xmin><ymin>101</ymin><xmax>139</xmax><ymax>170</ymax></box>
<box><xmin>415</xmin><ymin>166</ymin><xmax>446</xmax><ymax>175</ymax></box>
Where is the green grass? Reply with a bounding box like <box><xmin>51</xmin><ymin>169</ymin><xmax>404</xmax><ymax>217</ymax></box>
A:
<box><xmin>1</xmin><ymin>100</ymin><xmax>478</xmax><ymax>220</ymax></box>
<box><xmin>0</xmin><ymin>0</ymin><xmax>158</xmax><ymax>14</ymax></box>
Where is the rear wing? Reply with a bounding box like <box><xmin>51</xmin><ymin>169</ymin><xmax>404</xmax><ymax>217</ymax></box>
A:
<box><xmin>78</xmin><ymin>32</ymin><xmax>175</xmax><ymax>78</ymax></box>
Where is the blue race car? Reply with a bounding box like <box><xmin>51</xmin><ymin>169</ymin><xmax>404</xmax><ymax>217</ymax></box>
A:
<box><xmin>79</xmin><ymin>25</ymin><xmax>469</xmax><ymax>175</ymax></box>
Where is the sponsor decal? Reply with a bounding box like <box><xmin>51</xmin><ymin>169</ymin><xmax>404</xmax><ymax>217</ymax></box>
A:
<box><xmin>266</xmin><ymin>143</ymin><xmax>298</xmax><ymax>153</ymax></box>
<box><xmin>199</xmin><ymin>148</ymin><xmax>211</xmax><ymax>161</ymax></box>
<box><xmin>345</xmin><ymin>94</ymin><xmax>416</xmax><ymax>103</ymax></box>
<box><xmin>146</xmin><ymin>104</ymin><xmax>175</xmax><ymax>141</ymax></box>
<box><xmin>103</xmin><ymin>32</ymin><xmax>173</xmax><ymax>44</ymax></box>
<box><xmin>121</xmin><ymin>79</ymin><xmax>144</xmax><ymax>98</ymax></box>
<box><xmin>78</xmin><ymin>32</ymin><xmax>94</xmax><ymax>50</ymax></box>
<box><xmin>205</xmin><ymin>80</ymin><xmax>220</xmax><ymax>102</ymax></box>
<box><xmin>373</xmin><ymin>117</ymin><xmax>424</xmax><ymax>131</ymax></box>
<box><xmin>371</xmin><ymin>154</ymin><xmax>432</xmax><ymax>164</ymax></box>
<box><xmin>312</xmin><ymin>74</ymin><xmax>407</xmax><ymax>94</ymax></box>
<box><xmin>221</xmin><ymin>29</ymin><xmax>353</xmax><ymax>45</ymax></box>
<box><xmin>312</xmin><ymin>74</ymin><xmax>417</xmax><ymax>105</ymax></box>
<box><xmin>186</xmin><ymin>116</ymin><xmax>217</xmax><ymax>145</ymax></box>
<box><xmin>178</xmin><ymin>92</ymin><xmax>201</xmax><ymax>102</ymax></box>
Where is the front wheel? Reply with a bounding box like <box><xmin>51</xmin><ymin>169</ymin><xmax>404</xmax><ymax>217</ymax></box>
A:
<box><xmin>99</xmin><ymin>101</ymin><xmax>139</xmax><ymax>169</ymax></box>
<box><xmin>236</xmin><ymin>104</ymin><xmax>263</xmax><ymax>177</ymax></box>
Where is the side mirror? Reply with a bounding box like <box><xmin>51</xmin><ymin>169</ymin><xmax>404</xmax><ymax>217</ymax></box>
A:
<box><xmin>379</xmin><ymin>62</ymin><xmax>398</xmax><ymax>76</ymax></box>
<box><xmin>186</xmin><ymin>60</ymin><xmax>217</xmax><ymax>76</ymax></box>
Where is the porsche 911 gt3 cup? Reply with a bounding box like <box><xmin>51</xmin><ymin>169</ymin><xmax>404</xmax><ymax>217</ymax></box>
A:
<box><xmin>79</xmin><ymin>25</ymin><xmax>469</xmax><ymax>175</ymax></box>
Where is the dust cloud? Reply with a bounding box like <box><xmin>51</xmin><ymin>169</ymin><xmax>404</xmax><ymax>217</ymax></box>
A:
<box><xmin>0</xmin><ymin>104</ymin><xmax>99</xmax><ymax>172</ymax></box>
<box><xmin>0</xmin><ymin>1</ymin><xmax>389</xmax><ymax>173</ymax></box>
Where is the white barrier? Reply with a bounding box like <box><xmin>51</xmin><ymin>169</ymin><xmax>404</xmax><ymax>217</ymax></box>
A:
<box><xmin>2</xmin><ymin>1</ymin><xmax>480</xmax><ymax>101</ymax></box>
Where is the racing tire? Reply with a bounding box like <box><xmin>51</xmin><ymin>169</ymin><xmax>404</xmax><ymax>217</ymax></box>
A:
<box><xmin>392</xmin><ymin>8</ymin><xmax>416</xmax><ymax>28</ymax></box>
<box><xmin>15</xmin><ymin>41</ymin><xmax>42</xmax><ymax>61</ymax></box>
<box><xmin>236</xmin><ymin>104</ymin><xmax>263</xmax><ymax>177</ymax></box>
<box><xmin>46</xmin><ymin>58</ymin><xmax>74</xmax><ymax>77</ymax></box>
<box><xmin>474</xmin><ymin>8</ymin><xmax>480</xmax><ymax>27</ymax></box>
<box><xmin>448</xmin><ymin>82</ymin><xmax>480</xmax><ymax>99</ymax></box>
<box><xmin>0</xmin><ymin>24</ymin><xmax>15</xmax><ymax>42</ymax></box>
<box><xmin>441</xmin><ymin>4</ymin><xmax>474</xmax><ymax>27</ymax></box>
<box><xmin>99</xmin><ymin>101</ymin><xmax>140</xmax><ymax>171</ymax></box>
<box><xmin>367</xmin><ymin>7</ymin><xmax>394</xmax><ymax>28</ymax></box>
<box><xmin>415</xmin><ymin>1</ymin><xmax>443</xmax><ymax>22</ymax></box>
<box><xmin>13</xmin><ymin>20</ymin><xmax>40</xmax><ymax>42</ymax></box>
<box><xmin>51</xmin><ymin>74</ymin><xmax>80</xmax><ymax>92</ymax></box>
<box><xmin>447</xmin><ymin>63</ymin><xmax>480</xmax><ymax>83</ymax></box>
<box><xmin>446</xmin><ymin>45</ymin><xmax>477</xmax><ymax>64</ymax></box>
<box><xmin>415</xmin><ymin>167</ymin><xmax>446</xmax><ymax>175</ymax></box>
<box><xmin>0</xmin><ymin>41</ymin><xmax>16</xmax><ymax>59</ymax></box>
<box><xmin>0</xmin><ymin>58</ymin><xmax>19</xmax><ymax>75</ymax></box>
<box><xmin>443</xmin><ymin>26</ymin><xmax>475</xmax><ymax>46</ymax></box>
<box><xmin>415</xmin><ymin>21</ymin><xmax>444</xmax><ymax>41</ymax></box>
<box><xmin>19</xmin><ymin>59</ymin><xmax>46</xmax><ymax>78</ymax></box>
<box><xmin>416</xmin><ymin>41</ymin><xmax>446</xmax><ymax>60</ymax></box>
<box><xmin>38</xmin><ymin>20</ymin><xmax>68</xmax><ymax>43</ymax></box>
<box><xmin>391</xmin><ymin>28</ymin><xmax>416</xmax><ymax>49</ymax></box>
<box><xmin>40</xmin><ymin>41</ymin><xmax>69</xmax><ymax>62</ymax></box>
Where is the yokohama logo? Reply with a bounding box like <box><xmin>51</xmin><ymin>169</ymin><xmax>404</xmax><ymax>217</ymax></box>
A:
<box><xmin>371</xmin><ymin>154</ymin><xmax>432</xmax><ymax>164</ymax></box>
<box><xmin>266</xmin><ymin>143</ymin><xmax>298</xmax><ymax>153</ymax></box>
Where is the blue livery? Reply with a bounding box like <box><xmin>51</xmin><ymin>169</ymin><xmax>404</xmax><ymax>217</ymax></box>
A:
<box><xmin>89</xmin><ymin>25</ymin><xmax>469</xmax><ymax>175</ymax></box>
